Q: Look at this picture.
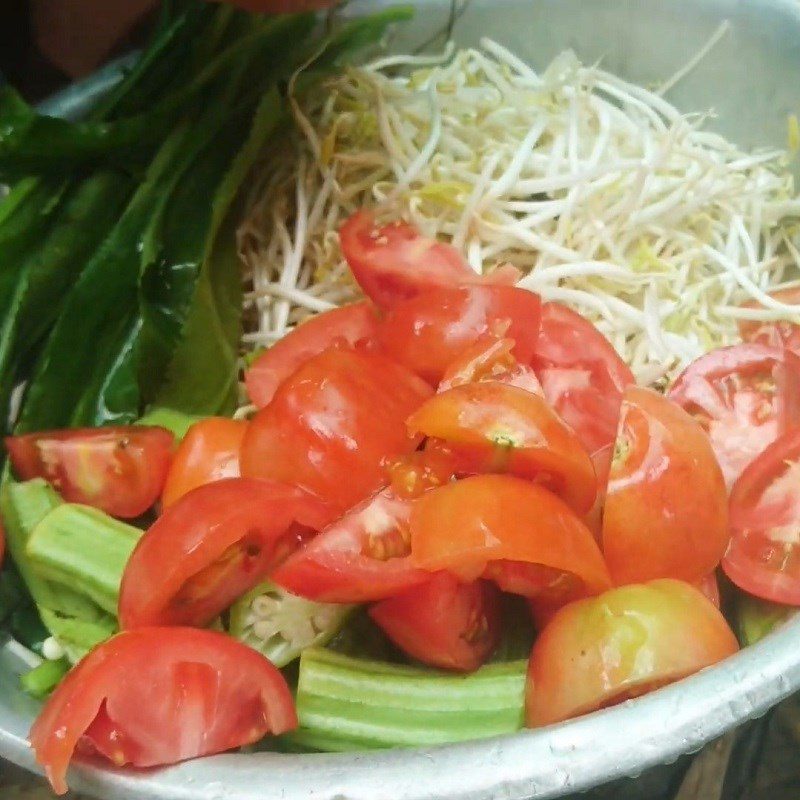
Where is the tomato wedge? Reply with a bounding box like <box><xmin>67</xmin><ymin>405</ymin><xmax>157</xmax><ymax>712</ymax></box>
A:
<box><xmin>738</xmin><ymin>287</ymin><xmax>800</xmax><ymax>354</ymax></box>
<box><xmin>29</xmin><ymin>627</ymin><xmax>296</xmax><ymax>795</ymax></box>
<box><xmin>438</xmin><ymin>336</ymin><xmax>543</xmax><ymax>394</ymax></box>
<box><xmin>410</xmin><ymin>475</ymin><xmax>611</xmax><ymax>594</ymax></box>
<box><xmin>407</xmin><ymin>383</ymin><xmax>596</xmax><ymax>513</ymax></box>
<box><xmin>161</xmin><ymin>417</ymin><xmax>248</xmax><ymax>508</ymax></box>
<box><xmin>369</xmin><ymin>573</ymin><xmax>501</xmax><ymax>671</ymax></box>
<box><xmin>339</xmin><ymin>210</ymin><xmax>519</xmax><ymax>311</ymax></box>
<box><xmin>119</xmin><ymin>478</ymin><xmax>335</xmax><ymax>629</ymax></box>
<box><xmin>272</xmin><ymin>488</ymin><xmax>429</xmax><ymax>603</ymax></box>
<box><xmin>532</xmin><ymin>302</ymin><xmax>634</xmax><ymax>454</ymax></box>
<box><xmin>378</xmin><ymin>285</ymin><xmax>542</xmax><ymax>385</ymax></box>
<box><xmin>602</xmin><ymin>387</ymin><xmax>729</xmax><ymax>585</ymax></box>
<box><xmin>669</xmin><ymin>343</ymin><xmax>800</xmax><ymax>487</ymax></box>
<box><xmin>244</xmin><ymin>301</ymin><xmax>380</xmax><ymax>408</ymax></box>
<box><xmin>386</xmin><ymin>449</ymin><xmax>456</xmax><ymax>500</ymax></box>
<box><xmin>240</xmin><ymin>346</ymin><xmax>432</xmax><ymax>512</ymax></box>
<box><xmin>526</xmin><ymin>580</ymin><xmax>738</xmax><ymax>727</ymax></box>
<box><xmin>724</xmin><ymin>428</ymin><xmax>800</xmax><ymax>604</ymax></box>
<box><xmin>5</xmin><ymin>426</ymin><xmax>173</xmax><ymax>519</ymax></box>
<box><xmin>696</xmin><ymin>572</ymin><xmax>720</xmax><ymax>608</ymax></box>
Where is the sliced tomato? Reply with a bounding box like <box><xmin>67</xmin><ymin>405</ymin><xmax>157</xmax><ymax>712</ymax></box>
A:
<box><xmin>407</xmin><ymin>383</ymin><xmax>596</xmax><ymax>513</ymax></box>
<box><xmin>532</xmin><ymin>302</ymin><xmax>634</xmax><ymax>454</ymax></box>
<box><xmin>724</xmin><ymin>428</ymin><xmax>800</xmax><ymax>604</ymax></box>
<box><xmin>271</xmin><ymin>488</ymin><xmax>430</xmax><ymax>603</ymax></box>
<box><xmin>410</xmin><ymin>475</ymin><xmax>611</xmax><ymax>594</ymax></box>
<box><xmin>583</xmin><ymin>444</ymin><xmax>613</xmax><ymax>543</ymax></box>
<box><xmin>385</xmin><ymin>449</ymin><xmax>456</xmax><ymax>500</ymax></box>
<box><xmin>161</xmin><ymin>418</ymin><xmax>248</xmax><ymax>509</ymax></box>
<box><xmin>378</xmin><ymin>285</ymin><xmax>542</xmax><ymax>385</ymax></box>
<box><xmin>602</xmin><ymin>387</ymin><xmax>729</xmax><ymax>585</ymax></box>
<box><xmin>339</xmin><ymin>211</ymin><xmax>519</xmax><ymax>311</ymax></box>
<box><xmin>118</xmin><ymin>478</ymin><xmax>335</xmax><ymax>629</ymax></box>
<box><xmin>438</xmin><ymin>336</ymin><xmax>543</xmax><ymax>394</ymax></box>
<box><xmin>526</xmin><ymin>579</ymin><xmax>738</xmax><ymax>727</ymax></box>
<box><xmin>369</xmin><ymin>573</ymin><xmax>501</xmax><ymax>671</ymax></box>
<box><xmin>240</xmin><ymin>346</ymin><xmax>432</xmax><ymax>512</ymax></box>
<box><xmin>244</xmin><ymin>301</ymin><xmax>380</xmax><ymax>408</ymax></box>
<box><xmin>738</xmin><ymin>287</ymin><xmax>800</xmax><ymax>354</ymax></box>
<box><xmin>5</xmin><ymin>426</ymin><xmax>173</xmax><ymax>519</ymax></box>
<box><xmin>29</xmin><ymin>627</ymin><xmax>296</xmax><ymax>795</ymax></box>
<box><xmin>669</xmin><ymin>344</ymin><xmax>800</xmax><ymax>488</ymax></box>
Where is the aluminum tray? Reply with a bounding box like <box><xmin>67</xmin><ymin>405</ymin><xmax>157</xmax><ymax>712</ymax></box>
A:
<box><xmin>3</xmin><ymin>1</ymin><xmax>800</xmax><ymax>797</ymax></box>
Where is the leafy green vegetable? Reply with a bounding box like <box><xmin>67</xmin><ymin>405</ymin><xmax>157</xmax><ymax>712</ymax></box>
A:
<box><xmin>135</xmin><ymin>406</ymin><xmax>206</xmax><ymax>439</ymax></box>
<box><xmin>0</xmin><ymin>171</ymin><xmax>134</xmax><ymax>432</ymax></box>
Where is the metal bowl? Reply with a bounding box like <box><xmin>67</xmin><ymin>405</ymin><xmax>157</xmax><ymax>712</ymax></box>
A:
<box><xmin>4</xmin><ymin>0</ymin><xmax>800</xmax><ymax>797</ymax></box>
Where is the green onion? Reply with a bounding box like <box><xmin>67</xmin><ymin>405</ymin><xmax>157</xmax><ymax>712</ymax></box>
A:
<box><xmin>286</xmin><ymin>648</ymin><xmax>526</xmax><ymax>751</ymax></box>
<box><xmin>26</xmin><ymin>504</ymin><xmax>142</xmax><ymax>615</ymax></box>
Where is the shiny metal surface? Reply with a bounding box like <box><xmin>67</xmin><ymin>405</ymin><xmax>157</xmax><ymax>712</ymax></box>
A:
<box><xmin>4</xmin><ymin>1</ymin><xmax>800</xmax><ymax>797</ymax></box>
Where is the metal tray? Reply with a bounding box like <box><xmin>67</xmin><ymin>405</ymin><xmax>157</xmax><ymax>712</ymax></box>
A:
<box><xmin>4</xmin><ymin>1</ymin><xmax>800</xmax><ymax>797</ymax></box>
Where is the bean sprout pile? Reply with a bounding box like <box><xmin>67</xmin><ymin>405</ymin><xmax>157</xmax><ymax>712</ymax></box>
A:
<box><xmin>237</xmin><ymin>33</ymin><xmax>800</xmax><ymax>391</ymax></box>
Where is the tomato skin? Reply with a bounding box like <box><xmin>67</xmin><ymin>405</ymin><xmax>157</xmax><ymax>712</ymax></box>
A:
<box><xmin>738</xmin><ymin>288</ymin><xmax>800</xmax><ymax>354</ymax></box>
<box><xmin>119</xmin><ymin>478</ymin><xmax>335</xmax><ymax>629</ymax></box>
<box><xmin>669</xmin><ymin>343</ymin><xmax>800</xmax><ymax>488</ymax></box>
<box><xmin>410</xmin><ymin>474</ymin><xmax>611</xmax><ymax>594</ymax></box>
<box><xmin>5</xmin><ymin>426</ymin><xmax>174</xmax><ymax>519</ymax></box>
<box><xmin>369</xmin><ymin>573</ymin><xmax>501</xmax><ymax>671</ymax></box>
<box><xmin>161</xmin><ymin>418</ymin><xmax>248</xmax><ymax>509</ymax></box>
<box><xmin>438</xmin><ymin>336</ymin><xmax>543</xmax><ymax>395</ymax></box>
<box><xmin>244</xmin><ymin>302</ymin><xmax>380</xmax><ymax>408</ymax></box>
<box><xmin>271</xmin><ymin>488</ymin><xmax>430</xmax><ymax>603</ymax></box>
<box><xmin>724</xmin><ymin>428</ymin><xmax>800</xmax><ymax>604</ymax></box>
<box><xmin>526</xmin><ymin>580</ymin><xmax>738</xmax><ymax>727</ymax></box>
<box><xmin>240</xmin><ymin>346</ymin><xmax>432</xmax><ymax>512</ymax></box>
<box><xmin>378</xmin><ymin>285</ymin><xmax>542</xmax><ymax>385</ymax></box>
<box><xmin>602</xmin><ymin>387</ymin><xmax>729</xmax><ymax>585</ymax></box>
<box><xmin>532</xmin><ymin>302</ymin><xmax>634</xmax><ymax>454</ymax></box>
<box><xmin>29</xmin><ymin>627</ymin><xmax>296</xmax><ymax>795</ymax></box>
<box><xmin>407</xmin><ymin>383</ymin><xmax>597</xmax><ymax>514</ymax></box>
<box><xmin>339</xmin><ymin>211</ymin><xmax>519</xmax><ymax>311</ymax></box>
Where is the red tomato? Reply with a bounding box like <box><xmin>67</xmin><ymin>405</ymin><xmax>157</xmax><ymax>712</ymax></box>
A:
<box><xmin>378</xmin><ymin>285</ymin><xmax>542</xmax><ymax>385</ymax></box>
<box><xmin>385</xmin><ymin>449</ymin><xmax>456</xmax><ymax>500</ymax></box>
<box><xmin>724</xmin><ymin>428</ymin><xmax>800</xmax><ymax>604</ymax></box>
<box><xmin>583</xmin><ymin>444</ymin><xmax>613</xmax><ymax>543</ymax></box>
<box><xmin>410</xmin><ymin>475</ymin><xmax>611</xmax><ymax>594</ymax></box>
<box><xmin>118</xmin><ymin>478</ymin><xmax>334</xmax><ymax>629</ymax></box>
<box><xmin>244</xmin><ymin>302</ymin><xmax>380</xmax><ymax>408</ymax></box>
<box><xmin>369</xmin><ymin>573</ymin><xmax>501</xmax><ymax>671</ymax></box>
<box><xmin>161</xmin><ymin>418</ymin><xmax>248</xmax><ymax>509</ymax></box>
<box><xmin>339</xmin><ymin>211</ymin><xmax>519</xmax><ymax>311</ymax></box>
<box><xmin>407</xmin><ymin>383</ymin><xmax>597</xmax><ymax>513</ymax></box>
<box><xmin>532</xmin><ymin>302</ymin><xmax>634</xmax><ymax>454</ymax></box>
<box><xmin>526</xmin><ymin>580</ymin><xmax>738</xmax><ymax>727</ymax></box>
<box><xmin>29</xmin><ymin>627</ymin><xmax>296</xmax><ymax>795</ymax></box>
<box><xmin>438</xmin><ymin>336</ymin><xmax>543</xmax><ymax>394</ymax></box>
<box><xmin>669</xmin><ymin>344</ymin><xmax>800</xmax><ymax>488</ymax></box>
<box><xmin>271</xmin><ymin>488</ymin><xmax>430</xmax><ymax>603</ymax></box>
<box><xmin>738</xmin><ymin>287</ymin><xmax>800</xmax><ymax>354</ymax></box>
<box><xmin>240</xmin><ymin>346</ymin><xmax>432</xmax><ymax>512</ymax></box>
<box><xmin>5</xmin><ymin>426</ymin><xmax>173</xmax><ymax>519</ymax></box>
<box><xmin>602</xmin><ymin>387</ymin><xmax>729</xmax><ymax>585</ymax></box>
<box><xmin>696</xmin><ymin>572</ymin><xmax>720</xmax><ymax>608</ymax></box>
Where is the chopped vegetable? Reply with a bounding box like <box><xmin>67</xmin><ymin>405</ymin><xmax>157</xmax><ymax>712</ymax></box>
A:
<box><xmin>287</xmin><ymin>648</ymin><xmax>526</xmax><ymax>750</ymax></box>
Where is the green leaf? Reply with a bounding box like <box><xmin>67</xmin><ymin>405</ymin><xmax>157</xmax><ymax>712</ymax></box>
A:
<box><xmin>0</xmin><ymin>171</ymin><xmax>134</xmax><ymax>432</ymax></box>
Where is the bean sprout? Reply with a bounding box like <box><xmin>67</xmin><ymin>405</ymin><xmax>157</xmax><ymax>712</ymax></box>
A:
<box><xmin>237</xmin><ymin>37</ymin><xmax>800</xmax><ymax>397</ymax></box>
